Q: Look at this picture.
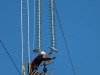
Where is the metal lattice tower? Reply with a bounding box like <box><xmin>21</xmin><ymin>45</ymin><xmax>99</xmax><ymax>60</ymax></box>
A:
<box><xmin>21</xmin><ymin>0</ymin><xmax>30</xmax><ymax>75</ymax></box>
<box><xmin>20</xmin><ymin>0</ymin><xmax>57</xmax><ymax>75</ymax></box>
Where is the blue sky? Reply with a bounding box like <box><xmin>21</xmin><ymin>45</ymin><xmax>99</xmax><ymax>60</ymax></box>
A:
<box><xmin>0</xmin><ymin>0</ymin><xmax>100</xmax><ymax>75</ymax></box>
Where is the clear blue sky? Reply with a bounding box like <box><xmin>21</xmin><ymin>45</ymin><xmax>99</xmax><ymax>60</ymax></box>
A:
<box><xmin>0</xmin><ymin>0</ymin><xmax>100</xmax><ymax>75</ymax></box>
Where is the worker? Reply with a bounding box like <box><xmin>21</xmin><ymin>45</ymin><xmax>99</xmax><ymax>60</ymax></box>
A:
<box><xmin>31</xmin><ymin>51</ymin><xmax>55</xmax><ymax>72</ymax></box>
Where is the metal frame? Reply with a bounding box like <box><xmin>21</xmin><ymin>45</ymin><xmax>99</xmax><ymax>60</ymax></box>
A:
<box><xmin>21</xmin><ymin>0</ymin><xmax>30</xmax><ymax>74</ymax></box>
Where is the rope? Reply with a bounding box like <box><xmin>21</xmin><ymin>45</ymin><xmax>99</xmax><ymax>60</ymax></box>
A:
<box><xmin>53</xmin><ymin>1</ymin><xmax>76</xmax><ymax>75</ymax></box>
<box><xmin>32</xmin><ymin>0</ymin><xmax>36</xmax><ymax>59</ymax></box>
<box><xmin>0</xmin><ymin>40</ymin><xmax>22</xmax><ymax>75</ymax></box>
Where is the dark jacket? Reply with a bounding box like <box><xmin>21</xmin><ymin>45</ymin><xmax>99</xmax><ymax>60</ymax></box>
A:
<box><xmin>32</xmin><ymin>55</ymin><xmax>51</xmax><ymax>66</ymax></box>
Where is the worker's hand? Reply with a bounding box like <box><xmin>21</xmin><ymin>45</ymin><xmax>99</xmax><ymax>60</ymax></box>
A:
<box><xmin>52</xmin><ymin>57</ymin><xmax>56</xmax><ymax>59</ymax></box>
<box><xmin>49</xmin><ymin>52</ymin><xmax>52</xmax><ymax>54</ymax></box>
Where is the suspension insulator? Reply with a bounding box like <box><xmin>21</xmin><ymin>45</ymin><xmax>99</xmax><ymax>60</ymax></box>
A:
<box><xmin>36</xmin><ymin>0</ymin><xmax>42</xmax><ymax>50</ymax></box>
<box><xmin>49</xmin><ymin>0</ymin><xmax>56</xmax><ymax>48</ymax></box>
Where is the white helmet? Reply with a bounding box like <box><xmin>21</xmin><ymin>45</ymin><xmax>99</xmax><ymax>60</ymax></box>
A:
<box><xmin>38</xmin><ymin>51</ymin><xmax>46</xmax><ymax>55</ymax></box>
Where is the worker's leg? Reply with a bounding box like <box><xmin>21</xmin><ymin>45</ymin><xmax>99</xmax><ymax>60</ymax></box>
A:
<box><xmin>32</xmin><ymin>64</ymin><xmax>38</xmax><ymax>71</ymax></box>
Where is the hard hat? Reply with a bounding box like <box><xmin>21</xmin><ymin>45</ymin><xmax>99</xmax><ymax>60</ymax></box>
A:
<box><xmin>38</xmin><ymin>51</ymin><xmax>46</xmax><ymax>55</ymax></box>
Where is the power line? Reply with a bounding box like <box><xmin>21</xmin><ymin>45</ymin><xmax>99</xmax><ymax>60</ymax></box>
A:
<box><xmin>0</xmin><ymin>40</ymin><xmax>22</xmax><ymax>75</ymax></box>
<box><xmin>53</xmin><ymin>1</ymin><xmax>76</xmax><ymax>75</ymax></box>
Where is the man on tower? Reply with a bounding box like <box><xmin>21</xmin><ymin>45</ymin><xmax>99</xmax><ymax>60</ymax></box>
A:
<box><xmin>31</xmin><ymin>51</ymin><xmax>55</xmax><ymax>72</ymax></box>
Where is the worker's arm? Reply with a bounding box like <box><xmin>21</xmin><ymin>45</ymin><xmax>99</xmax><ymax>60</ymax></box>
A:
<box><xmin>41</xmin><ymin>58</ymin><xmax>52</xmax><ymax>61</ymax></box>
<box><xmin>41</xmin><ymin>57</ymin><xmax>56</xmax><ymax>61</ymax></box>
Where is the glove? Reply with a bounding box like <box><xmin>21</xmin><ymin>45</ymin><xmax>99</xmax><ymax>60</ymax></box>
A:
<box><xmin>49</xmin><ymin>52</ymin><xmax>52</xmax><ymax>54</ymax></box>
<box><xmin>52</xmin><ymin>57</ymin><xmax>56</xmax><ymax>59</ymax></box>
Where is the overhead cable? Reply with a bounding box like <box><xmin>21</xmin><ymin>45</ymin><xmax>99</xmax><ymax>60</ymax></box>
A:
<box><xmin>53</xmin><ymin>1</ymin><xmax>76</xmax><ymax>75</ymax></box>
<box><xmin>0</xmin><ymin>40</ymin><xmax>22</xmax><ymax>75</ymax></box>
